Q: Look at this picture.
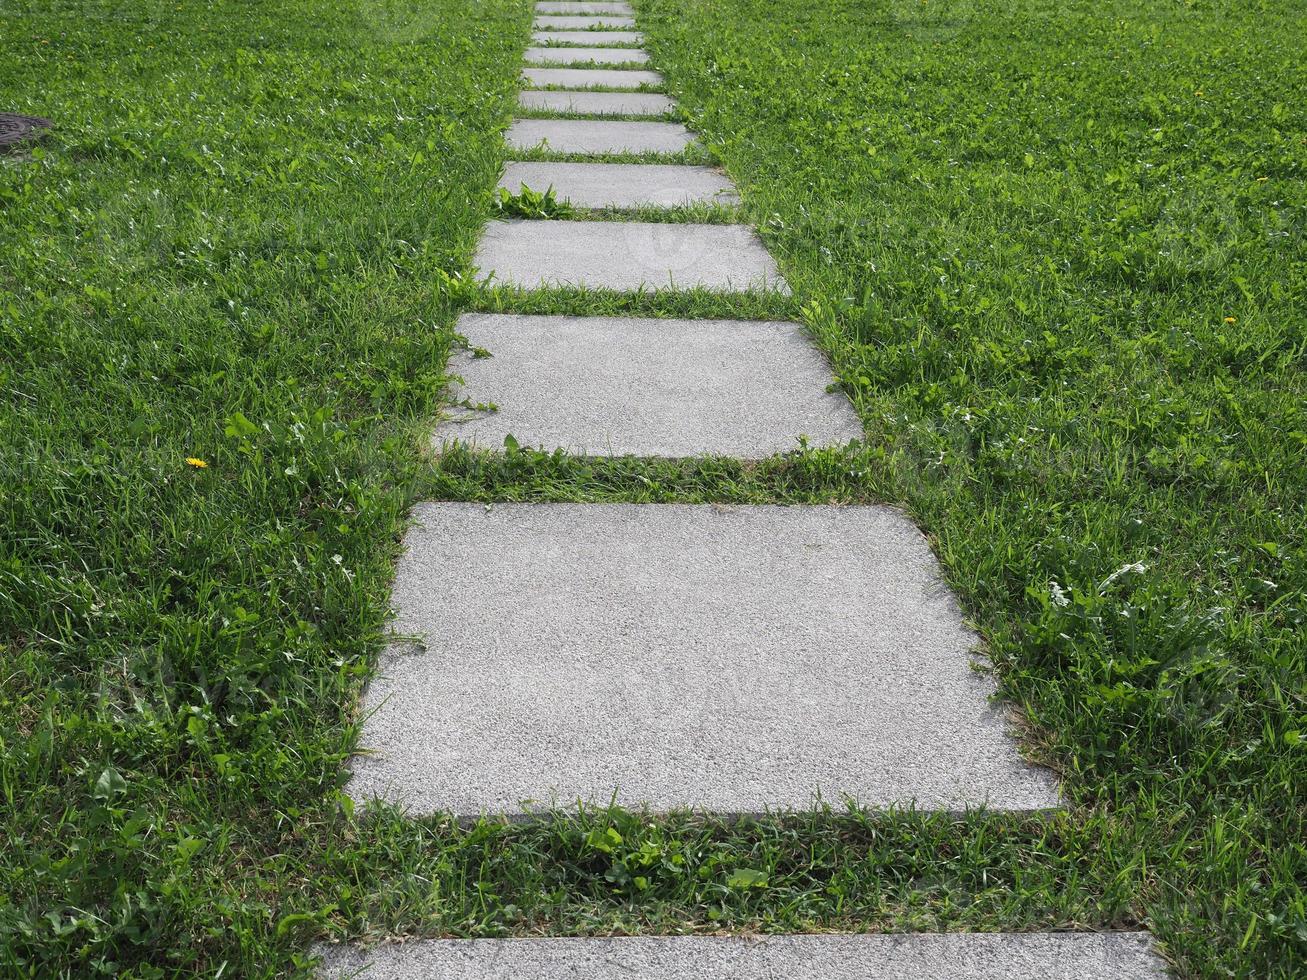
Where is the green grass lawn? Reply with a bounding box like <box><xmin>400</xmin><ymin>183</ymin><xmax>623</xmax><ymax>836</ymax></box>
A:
<box><xmin>2</xmin><ymin>0</ymin><xmax>1304</xmax><ymax>976</ymax></box>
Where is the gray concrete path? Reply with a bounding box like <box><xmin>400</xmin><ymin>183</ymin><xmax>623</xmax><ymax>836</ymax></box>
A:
<box><xmin>439</xmin><ymin>314</ymin><xmax>861</xmax><ymax>457</ymax></box>
<box><xmin>346</xmin><ymin>503</ymin><xmax>1061</xmax><ymax>816</ymax></box>
<box><xmin>524</xmin><ymin>45</ymin><xmax>649</xmax><ymax>64</ymax></box>
<box><xmin>498</xmin><ymin>162</ymin><xmax>737</xmax><ymax>207</ymax></box>
<box><xmin>474</xmin><ymin>220</ymin><xmax>786</xmax><ymax>292</ymax></box>
<box><xmin>522</xmin><ymin>67</ymin><xmax>661</xmax><ymax>89</ymax></box>
<box><xmin>319</xmin><ymin>934</ymin><xmax>1167</xmax><ymax>980</ymax></box>
<box><xmin>518</xmin><ymin>89</ymin><xmax>673</xmax><ymax>116</ymax></box>
<box><xmin>506</xmin><ymin>118</ymin><xmax>694</xmax><ymax>154</ymax></box>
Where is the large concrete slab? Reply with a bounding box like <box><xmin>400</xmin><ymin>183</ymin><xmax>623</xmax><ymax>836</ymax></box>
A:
<box><xmin>346</xmin><ymin>502</ymin><xmax>1062</xmax><ymax>816</ymax></box>
<box><xmin>523</xmin><ymin>67</ymin><xmax>661</xmax><ymax>89</ymax></box>
<box><xmin>507</xmin><ymin>119</ymin><xmax>693</xmax><ymax>154</ymax></box>
<box><xmin>498</xmin><ymin>162</ymin><xmax>738</xmax><ymax>207</ymax></box>
<box><xmin>536</xmin><ymin>1</ymin><xmax>632</xmax><ymax>11</ymax></box>
<box><xmin>319</xmin><ymin>934</ymin><xmax>1165</xmax><ymax>980</ymax></box>
<box><xmin>524</xmin><ymin>45</ymin><xmax>649</xmax><ymax>65</ymax></box>
<box><xmin>533</xmin><ymin>14</ymin><xmax>636</xmax><ymax>28</ymax></box>
<box><xmin>474</xmin><ymin>220</ymin><xmax>787</xmax><ymax>292</ymax></box>
<box><xmin>439</xmin><ymin>314</ymin><xmax>861</xmax><ymax>457</ymax></box>
<box><xmin>532</xmin><ymin>29</ymin><xmax>643</xmax><ymax>44</ymax></box>
<box><xmin>518</xmin><ymin>90</ymin><xmax>674</xmax><ymax>117</ymax></box>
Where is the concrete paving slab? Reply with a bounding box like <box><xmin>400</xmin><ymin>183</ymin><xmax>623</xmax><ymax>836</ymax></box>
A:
<box><xmin>524</xmin><ymin>45</ymin><xmax>649</xmax><ymax>65</ymax></box>
<box><xmin>474</xmin><ymin>220</ymin><xmax>787</xmax><ymax>292</ymax></box>
<box><xmin>498</xmin><ymin>162</ymin><xmax>738</xmax><ymax>207</ymax></box>
<box><xmin>346</xmin><ymin>502</ymin><xmax>1062</xmax><ymax>816</ymax></box>
<box><xmin>439</xmin><ymin>314</ymin><xmax>860</xmax><ymax>457</ymax></box>
<box><xmin>532</xmin><ymin>29</ymin><xmax>643</xmax><ymax>44</ymax></box>
<box><xmin>507</xmin><ymin>119</ymin><xmax>693</xmax><ymax>154</ymax></box>
<box><xmin>518</xmin><ymin>90</ymin><xmax>674</xmax><ymax>117</ymax></box>
<box><xmin>523</xmin><ymin>67</ymin><xmax>661</xmax><ymax>89</ymax></box>
<box><xmin>536</xmin><ymin>1</ymin><xmax>633</xmax><ymax>11</ymax></box>
<box><xmin>533</xmin><ymin>14</ymin><xmax>636</xmax><ymax>28</ymax></box>
<box><xmin>318</xmin><ymin>933</ymin><xmax>1165</xmax><ymax>980</ymax></box>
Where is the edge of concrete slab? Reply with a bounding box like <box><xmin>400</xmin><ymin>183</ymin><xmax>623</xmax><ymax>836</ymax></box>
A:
<box><xmin>316</xmin><ymin>933</ymin><xmax>1167</xmax><ymax>980</ymax></box>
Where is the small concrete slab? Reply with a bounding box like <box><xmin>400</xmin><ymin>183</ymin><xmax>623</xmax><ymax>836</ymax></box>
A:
<box><xmin>534</xmin><ymin>14</ymin><xmax>636</xmax><ymax>28</ymax></box>
<box><xmin>518</xmin><ymin>90</ymin><xmax>674</xmax><ymax>117</ymax></box>
<box><xmin>474</xmin><ymin>220</ymin><xmax>787</xmax><ymax>292</ymax></box>
<box><xmin>507</xmin><ymin>119</ymin><xmax>693</xmax><ymax>154</ymax></box>
<box><xmin>498</xmin><ymin>162</ymin><xmax>738</xmax><ymax>207</ymax></box>
<box><xmin>522</xmin><ymin>67</ymin><xmax>661</xmax><ymax>89</ymax></box>
<box><xmin>535</xmin><ymin>1</ymin><xmax>633</xmax><ymax>11</ymax></box>
<box><xmin>319</xmin><ymin>934</ymin><xmax>1166</xmax><ymax>980</ymax></box>
<box><xmin>346</xmin><ymin>502</ymin><xmax>1062</xmax><ymax>816</ymax></box>
<box><xmin>439</xmin><ymin>314</ymin><xmax>860</xmax><ymax>457</ymax></box>
<box><xmin>524</xmin><ymin>46</ymin><xmax>649</xmax><ymax>65</ymax></box>
<box><xmin>532</xmin><ymin>29</ymin><xmax>643</xmax><ymax>44</ymax></box>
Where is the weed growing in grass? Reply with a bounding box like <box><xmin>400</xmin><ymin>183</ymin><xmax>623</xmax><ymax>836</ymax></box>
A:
<box><xmin>494</xmin><ymin>183</ymin><xmax>576</xmax><ymax>219</ymax></box>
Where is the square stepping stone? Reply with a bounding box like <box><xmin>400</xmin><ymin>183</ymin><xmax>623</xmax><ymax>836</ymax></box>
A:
<box><xmin>346</xmin><ymin>502</ymin><xmax>1062</xmax><ymax>816</ymax></box>
<box><xmin>523</xmin><ymin>67</ymin><xmax>661</xmax><ymax>89</ymax></box>
<box><xmin>507</xmin><ymin>119</ymin><xmax>693</xmax><ymax>154</ymax></box>
<box><xmin>524</xmin><ymin>46</ymin><xmax>649</xmax><ymax>65</ymax></box>
<box><xmin>533</xmin><ymin>14</ymin><xmax>636</xmax><ymax>28</ymax></box>
<box><xmin>518</xmin><ymin>90</ymin><xmax>674</xmax><ymax>117</ymax></box>
<box><xmin>439</xmin><ymin>313</ymin><xmax>861</xmax><ymax>457</ymax></box>
<box><xmin>532</xmin><ymin>29</ymin><xmax>643</xmax><ymax>44</ymax></box>
<box><xmin>536</xmin><ymin>1</ymin><xmax>632</xmax><ymax>11</ymax></box>
<box><xmin>473</xmin><ymin>220</ymin><xmax>787</xmax><ymax>292</ymax></box>
<box><xmin>498</xmin><ymin>162</ymin><xmax>738</xmax><ymax>207</ymax></box>
<box><xmin>319</xmin><ymin>934</ymin><xmax>1166</xmax><ymax>980</ymax></box>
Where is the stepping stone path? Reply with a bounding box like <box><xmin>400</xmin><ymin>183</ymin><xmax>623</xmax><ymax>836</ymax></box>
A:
<box><xmin>533</xmin><ymin>14</ymin><xmax>636</xmax><ymax>29</ymax></box>
<box><xmin>329</xmin><ymin>3</ymin><xmax>1164</xmax><ymax>975</ymax></box>
<box><xmin>518</xmin><ymin>89</ymin><xmax>673</xmax><ymax>115</ymax></box>
<box><xmin>522</xmin><ymin>66</ymin><xmax>661</xmax><ymax>88</ymax></box>
<box><xmin>350</xmin><ymin>501</ymin><xmax>1060</xmax><ymax>814</ymax></box>
<box><xmin>523</xmin><ymin>45</ymin><xmax>650</xmax><ymax>64</ymax></box>
<box><xmin>532</xmin><ymin>29</ymin><xmax>644</xmax><ymax>44</ymax></box>
<box><xmin>474</xmin><ymin>220</ymin><xmax>785</xmax><ymax>291</ymax></box>
<box><xmin>505</xmin><ymin>118</ymin><xmax>693</xmax><ymax>153</ymax></box>
<box><xmin>499</xmin><ymin>162</ymin><xmax>738</xmax><ymax>206</ymax></box>
<box><xmin>439</xmin><ymin>315</ymin><xmax>861</xmax><ymax>457</ymax></box>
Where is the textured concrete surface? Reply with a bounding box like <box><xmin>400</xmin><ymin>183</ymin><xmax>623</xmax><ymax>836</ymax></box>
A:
<box><xmin>438</xmin><ymin>314</ymin><xmax>861</xmax><ymax>457</ymax></box>
<box><xmin>535</xmin><ymin>0</ymin><xmax>633</xmax><ymax>11</ymax></box>
<box><xmin>522</xmin><ymin>67</ymin><xmax>661</xmax><ymax>89</ymax></box>
<box><xmin>506</xmin><ymin>119</ymin><xmax>693</xmax><ymax>154</ymax></box>
<box><xmin>318</xmin><ymin>934</ymin><xmax>1165</xmax><ymax>980</ymax></box>
<box><xmin>473</xmin><ymin>220</ymin><xmax>787</xmax><ymax>292</ymax></box>
<box><xmin>518</xmin><ymin>89</ymin><xmax>674</xmax><ymax>116</ymax></box>
<box><xmin>532</xmin><ymin>29</ymin><xmax>643</xmax><ymax>44</ymax></box>
<box><xmin>346</xmin><ymin>503</ymin><xmax>1062</xmax><ymax>816</ymax></box>
<box><xmin>524</xmin><ymin>45</ymin><xmax>648</xmax><ymax>65</ymax></box>
<box><xmin>498</xmin><ymin>162</ymin><xmax>738</xmax><ymax>207</ymax></box>
<box><xmin>533</xmin><ymin>14</ymin><xmax>636</xmax><ymax>28</ymax></box>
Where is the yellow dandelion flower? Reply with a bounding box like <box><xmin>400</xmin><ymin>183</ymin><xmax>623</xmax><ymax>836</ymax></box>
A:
<box><xmin>186</xmin><ymin>457</ymin><xmax>209</xmax><ymax>469</ymax></box>
<box><xmin>1223</xmin><ymin>317</ymin><xmax>1236</xmax><ymax>324</ymax></box>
